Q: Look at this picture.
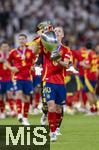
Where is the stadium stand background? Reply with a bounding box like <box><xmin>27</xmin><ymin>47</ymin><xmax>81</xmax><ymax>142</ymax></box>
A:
<box><xmin>0</xmin><ymin>0</ymin><xmax>99</xmax><ymax>48</ymax></box>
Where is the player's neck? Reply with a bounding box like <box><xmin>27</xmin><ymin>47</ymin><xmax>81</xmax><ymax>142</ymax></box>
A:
<box><xmin>2</xmin><ymin>50</ymin><xmax>7</xmax><ymax>53</ymax></box>
<box><xmin>58</xmin><ymin>38</ymin><xmax>62</xmax><ymax>44</ymax></box>
<box><xmin>19</xmin><ymin>45</ymin><xmax>26</xmax><ymax>50</ymax></box>
<box><xmin>59</xmin><ymin>40</ymin><xmax>62</xmax><ymax>44</ymax></box>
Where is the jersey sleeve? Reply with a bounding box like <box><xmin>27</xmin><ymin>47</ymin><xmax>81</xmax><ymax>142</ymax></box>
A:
<box><xmin>8</xmin><ymin>49</ymin><xmax>15</xmax><ymax>63</ymax></box>
<box><xmin>85</xmin><ymin>52</ymin><xmax>92</xmax><ymax>65</ymax></box>
<box><xmin>31</xmin><ymin>51</ymin><xmax>36</xmax><ymax>65</ymax></box>
<box><xmin>62</xmin><ymin>46</ymin><xmax>71</xmax><ymax>60</ymax></box>
<box><xmin>72</xmin><ymin>49</ymin><xmax>83</xmax><ymax>61</ymax></box>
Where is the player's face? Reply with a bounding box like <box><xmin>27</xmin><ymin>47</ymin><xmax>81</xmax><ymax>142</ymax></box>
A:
<box><xmin>18</xmin><ymin>36</ymin><xmax>27</xmax><ymax>47</ymax></box>
<box><xmin>37</xmin><ymin>29</ymin><xmax>44</xmax><ymax>36</ymax></box>
<box><xmin>54</xmin><ymin>27</ymin><xmax>64</xmax><ymax>41</ymax></box>
<box><xmin>1</xmin><ymin>43</ymin><xmax>9</xmax><ymax>52</ymax></box>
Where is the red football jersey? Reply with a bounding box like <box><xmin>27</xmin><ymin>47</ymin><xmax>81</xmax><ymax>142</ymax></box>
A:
<box><xmin>42</xmin><ymin>44</ymin><xmax>71</xmax><ymax>84</ymax></box>
<box><xmin>85</xmin><ymin>50</ymin><xmax>98</xmax><ymax>80</ymax></box>
<box><xmin>8</xmin><ymin>47</ymin><xmax>35</xmax><ymax>80</ymax></box>
<box><xmin>97</xmin><ymin>54</ymin><xmax>99</xmax><ymax>80</ymax></box>
<box><xmin>0</xmin><ymin>52</ymin><xmax>11</xmax><ymax>81</ymax></box>
<box><xmin>72</xmin><ymin>48</ymin><xmax>88</xmax><ymax>76</ymax></box>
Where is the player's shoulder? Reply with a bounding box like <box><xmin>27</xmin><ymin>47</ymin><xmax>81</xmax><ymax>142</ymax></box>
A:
<box><xmin>26</xmin><ymin>47</ymin><xmax>32</xmax><ymax>51</ymax></box>
<box><xmin>61</xmin><ymin>44</ymin><xmax>71</xmax><ymax>54</ymax></box>
<box><xmin>26</xmin><ymin>47</ymin><xmax>35</xmax><ymax>55</ymax></box>
<box><xmin>61</xmin><ymin>44</ymin><xmax>70</xmax><ymax>50</ymax></box>
<box><xmin>33</xmin><ymin>36</ymin><xmax>41</xmax><ymax>42</ymax></box>
<box><xmin>88</xmin><ymin>50</ymin><xmax>96</xmax><ymax>57</ymax></box>
<box><xmin>86</xmin><ymin>50</ymin><xmax>96</xmax><ymax>62</ymax></box>
<box><xmin>9</xmin><ymin>48</ymin><xmax>16</xmax><ymax>54</ymax></box>
<box><xmin>71</xmin><ymin>49</ymin><xmax>78</xmax><ymax>55</ymax></box>
<box><xmin>26</xmin><ymin>37</ymin><xmax>41</xmax><ymax>46</ymax></box>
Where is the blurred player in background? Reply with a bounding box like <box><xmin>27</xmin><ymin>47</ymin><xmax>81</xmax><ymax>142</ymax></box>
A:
<box><xmin>0</xmin><ymin>41</ymin><xmax>16</xmax><ymax>119</ymax></box>
<box><xmin>71</xmin><ymin>47</ymin><xmax>88</xmax><ymax>112</ymax></box>
<box><xmin>95</xmin><ymin>45</ymin><xmax>99</xmax><ymax>112</ymax></box>
<box><xmin>27</xmin><ymin>24</ymin><xmax>46</xmax><ymax>118</ymax></box>
<box><xmin>30</xmin><ymin>54</ymin><xmax>42</xmax><ymax>115</ymax></box>
<box><xmin>8</xmin><ymin>34</ymin><xmax>35</xmax><ymax>125</ymax></box>
<box><xmin>81</xmin><ymin>42</ymin><xmax>98</xmax><ymax>115</ymax></box>
<box><xmin>95</xmin><ymin>45</ymin><xmax>99</xmax><ymax>98</ymax></box>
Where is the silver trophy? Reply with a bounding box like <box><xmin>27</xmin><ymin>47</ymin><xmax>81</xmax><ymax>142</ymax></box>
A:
<box><xmin>41</xmin><ymin>31</ymin><xmax>61</xmax><ymax>60</ymax></box>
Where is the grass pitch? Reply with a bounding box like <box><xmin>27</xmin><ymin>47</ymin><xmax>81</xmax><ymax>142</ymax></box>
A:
<box><xmin>0</xmin><ymin>113</ymin><xmax>99</xmax><ymax>150</ymax></box>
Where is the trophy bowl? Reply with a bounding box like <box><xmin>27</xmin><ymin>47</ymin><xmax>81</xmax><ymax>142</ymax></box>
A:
<box><xmin>41</xmin><ymin>31</ymin><xmax>61</xmax><ymax>60</ymax></box>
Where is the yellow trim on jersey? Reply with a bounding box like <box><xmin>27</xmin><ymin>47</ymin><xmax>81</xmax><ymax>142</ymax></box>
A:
<box><xmin>26</xmin><ymin>38</ymin><xmax>41</xmax><ymax>46</ymax></box>
<box><xmin>84</xmin><ymin>74</ymin><xmax>95</xmax><ymax>94</ymax></box>
<box><xmin>42</xmin><ymin>98</ymin><xmax>46</xmax><ymax>103</ymax></box>
<box><xmin>26</xmin><ymin>41</ymin><xmax>37</xmax><ymax>46</ymax></box>
<box><xmin>64</xmin><ymin>76</ymin><xmax>71</xmax><ymax>84</ymax></box>
<box><xmin>43</xmin><ymin>81</ymin><xmax>46</xmax><ymax>87</ymax></box>
<box><xmin>78</xmin><ymin>77</ymin><xmax>84</xmax><ymax>89</ymax></box>
<box><xmin>75</xmin><ymin>75</ymin><xmax>82</xmax><ymax>91</ymax></box>
<box><xmin>42</xmin><ymin>81</ymin><xmax>46</xmax><ymax>103</ymax></box>
<box><xmin>67</xmin><ymin>93</ymin><xmax>73</xmax><ymax>96</ymax></box>
<box><xmin>42</xmin><ymin>65</ymin><xmax>48</xmax><ymax>81</ymax></box>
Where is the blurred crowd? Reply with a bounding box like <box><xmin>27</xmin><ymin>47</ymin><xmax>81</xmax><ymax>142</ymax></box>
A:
<box><xmin>0</xmin><ymin>0</ymin><xmax>99</xmax><ymax>48</ymax></box>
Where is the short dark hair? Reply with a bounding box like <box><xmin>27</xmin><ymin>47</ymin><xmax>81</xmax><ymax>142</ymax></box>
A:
<box><xmin>19</xmin><ymin>34</ymin><xmax>27</xmax><ymax>39</ymax></box>
<box><xmin>86</xmin><ymin>40</ymin><xmax>93</xmax><ymax>49</ymax></box>
<box><xmin>0</xmin><ymin>41</ymin><xmax>9</xmax><ymax>47</ymax></box>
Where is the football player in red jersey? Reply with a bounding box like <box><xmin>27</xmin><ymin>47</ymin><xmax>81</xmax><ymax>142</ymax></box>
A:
<box><xmin>0</xmin><ymin>41</ymin><xmax>16</xmax><ymax>119</ymax></box>
<box><xmin>36</xmin><ymin>23</ymin><xmax>72</xmax><ymax>141</ymax></box>
<box><xmin>30</xmin><ymin>55</ymin><xmax>42</xmax><ymax>115</ymax></box>
<box><xmin>80</xmin><ymin>42</ymin><xmax>98</xmax><ymax>115</ymax></box>
<box><xmin>95</xmin><ymin>45</ymin><xmax>99</xmax><ymax>97</ymax></box>
<box><xmin>8</xmin><ymin>34</ymin><xmax>35</xmax><ymax>125</ymax></box>
<box><xmin>35</xmin><ymin>25</ymin><xmax>69</xmax><ymax>130</ymax></box>
<box><xmin>71</xmin><ymin>48</ymin><xmax>88</xmax><ymax>112</ymax></box>
<box><xmin>40</xmin><ymin>26</ymin><xmax>68</xmax><ymax>134</ymax></box>
<box><xmin>28</xmin><ymin>22</ymin><xmax>76</xmax><ymax>141</ymax></box>
<box><xmin>95</xmin><ymin>45</ymin><xmax>99</xmax><ymax>113</ymax></box>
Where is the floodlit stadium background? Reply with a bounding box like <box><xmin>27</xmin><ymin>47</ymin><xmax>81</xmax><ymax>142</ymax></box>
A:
<box><xmin>0</xmin><ymin>0</ymin><xmax>99</xmax><ymax>48</ymax></box>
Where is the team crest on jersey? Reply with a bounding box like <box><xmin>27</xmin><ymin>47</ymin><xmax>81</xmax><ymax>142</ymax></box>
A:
<box><xmin>82</xmin><ymin>51</ymin><xmax>87</xmax><ymax>58</ymax></box>
<box><xmin>26</xmin><ymin>52</ymin><xmax>31</xmax><ymax>58</ymax></box>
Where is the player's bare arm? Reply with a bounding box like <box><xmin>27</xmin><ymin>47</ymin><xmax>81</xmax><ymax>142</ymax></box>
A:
<box><xmin>80</xmin><ymin>60</ymin><xmax>91</xmax><ymax>69</ymax></box>
<box><xmin>56</xmin><ymin>57</ymin><xmax>70</xmax><ymax>68</ymax></box>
